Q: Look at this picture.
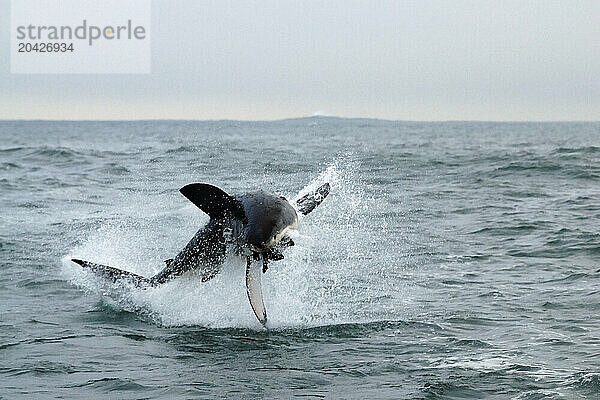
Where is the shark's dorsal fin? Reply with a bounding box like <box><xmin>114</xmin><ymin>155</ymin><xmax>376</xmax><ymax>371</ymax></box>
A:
<box><xmin>180</xmin><ymin>183</ymin><xmax>244</xmax><ymax>220</ymax></box>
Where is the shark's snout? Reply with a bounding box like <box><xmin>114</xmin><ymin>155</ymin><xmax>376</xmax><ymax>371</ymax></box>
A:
<box><xmin>239</xmin><ymin>192</ymin><xmax>298</xmax><ymax>253</ymax></box>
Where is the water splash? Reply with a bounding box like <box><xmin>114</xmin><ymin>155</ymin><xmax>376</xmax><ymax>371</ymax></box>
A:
<box><xmin>62</xmin><ymin>161</ymin><xmax>410</xmax><ymax>328</ymax></box>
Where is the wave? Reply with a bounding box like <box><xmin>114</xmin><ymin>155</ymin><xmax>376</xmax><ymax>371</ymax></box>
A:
<box><xmin>553</xmin><ymin>146</ymin><xmax>600</xmax><ymax>155</ymax></box>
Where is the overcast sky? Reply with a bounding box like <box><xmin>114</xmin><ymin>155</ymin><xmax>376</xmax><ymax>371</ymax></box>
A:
<box><xmin>1</xmin><ymin>0</ymin><xmax>598</xmax><ymax>121</ymax></box>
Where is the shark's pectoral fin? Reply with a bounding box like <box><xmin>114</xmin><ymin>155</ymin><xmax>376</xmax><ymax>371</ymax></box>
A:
<box><xmin>296</xmin><ymin>182</ymin><xmax>330</xmax><ymax>215</ymax></box>
<box><xmin>246</xmin><ymin>254</ymin><xmax>267</xmax><ymax>326</ymax></box>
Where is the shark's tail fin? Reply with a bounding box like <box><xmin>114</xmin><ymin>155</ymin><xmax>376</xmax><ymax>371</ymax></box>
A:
<box><xmin>71</xmin><ymin>259</ymin><xmax>152</xmax><ymax>288</ymax></box>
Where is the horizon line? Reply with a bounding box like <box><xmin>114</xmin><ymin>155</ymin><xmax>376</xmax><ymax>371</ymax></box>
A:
<box><xmin>1</xmin><ymin>115</ymin><xmax>599</xmax><ymax>123</ymax></box>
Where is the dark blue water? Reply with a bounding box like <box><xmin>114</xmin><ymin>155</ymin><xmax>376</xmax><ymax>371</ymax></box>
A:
<box><xmin>1</xmin><ymin>118</ymin><xmax>599</xmax><ymax>399</ymax></box>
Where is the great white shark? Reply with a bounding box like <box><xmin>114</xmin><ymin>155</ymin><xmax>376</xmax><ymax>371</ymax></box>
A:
<box><xmin>71</xmin><ymin>181</ymin><xmax>330</xmax><ymax>326</ymax></box>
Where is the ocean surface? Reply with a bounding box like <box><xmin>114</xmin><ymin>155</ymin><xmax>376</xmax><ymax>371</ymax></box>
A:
<box><xmin>1</xmin><ymin>118</ymin><xmax>599</xmax><ymax>399</ymax></box>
